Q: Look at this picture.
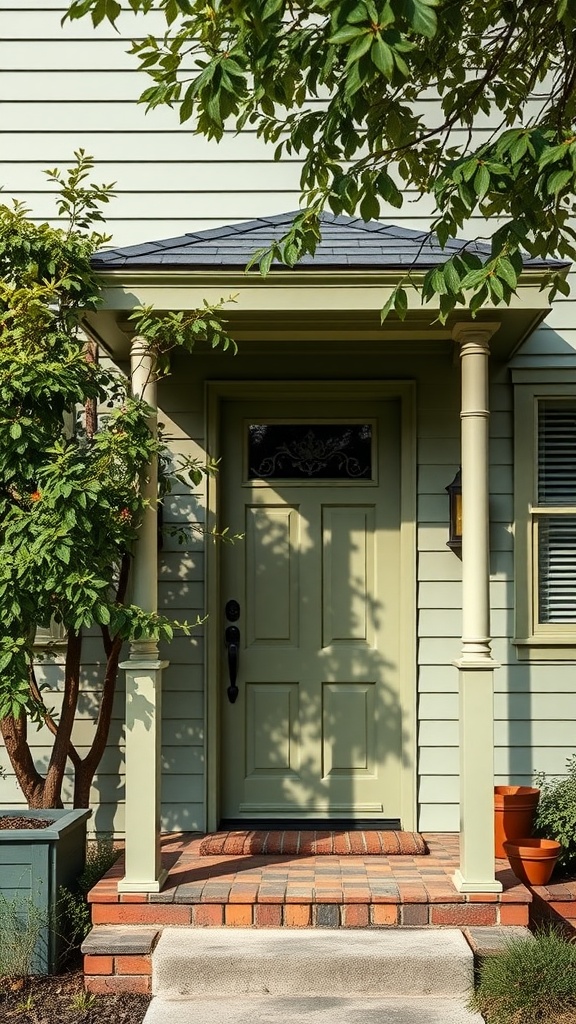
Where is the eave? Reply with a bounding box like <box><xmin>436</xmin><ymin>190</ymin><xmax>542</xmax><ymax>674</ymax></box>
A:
<box><xmin>85</xmin><ymin>266</ymin><xmax>559</xmax><ymax>363</ymax></box>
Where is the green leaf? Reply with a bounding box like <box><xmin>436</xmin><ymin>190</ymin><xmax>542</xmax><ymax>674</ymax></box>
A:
<box><xmin>259</xmin><ymin>249</ymin><xmax>274</xmax><ymax>276</ymax></box>
<box><xmin>371</xmin><ymin>37</ymin><xmax>394</xmax><ymax>78</ymax></box>
<box><xmin>443</xmin><ymin>261</ymin><xmax>462</xmax><ymax>295</ymax></box>
<box><xmin>488</xmin><ymin>274</ymin><xmax>504</xmax><ymax>301</ymax></box>
<box><xmin>328</xmin><ymin>25</ymin><xmax>366</xmax><ymax>45</ymax></box>
<box><xmin>409</xmin><ymin>0</ymin><xmax>438</xmax><ymax>38</ymax></box>
<box><xmin>346</xmin><ymin>31</ymin><xmax>374</xmax><ymax>65</ymax></box>
<box><xmin>539</xmin><ymin>143</ymin><xmax>569</xmax><ymax>170</ymax></box>
<box><xmin>394</xmin><ymin>287</ymin><xmax>408</xmax><ymax>319</ymax></box>
<box><xmin>473</xmin><ymin>164</ymin><xmax>491</xmax><ymax>199</ymax></box>
<box><xmin>548</xmin><ymin>168</ymin><xmax>573</xmax><ymax>196</ymax></box>
<box><xmin>380</xmin><ymin>292</ymin><xmax>396</xmax><ymax>322</ymax></box>
<box><xmin>496</xmin><ymin>258</ymin><xmax>518</xmax><ymax>289</ymax></box>
<box><xmin>262</xmin><ymin>0</ymin><xmax>283</xmax><ymax>17</ymax></box>
<box><xmin>360</xmin><ymin>192</ymin><xmax>380</xmax><ymax>221</ymax></box>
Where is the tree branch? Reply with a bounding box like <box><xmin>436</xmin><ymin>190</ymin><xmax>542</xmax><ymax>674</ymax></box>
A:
<box><xmin>43</xmin><ymin>629</ymin><xmax>82</xmax><ymax>807</ymax></box>
<box><xmin>28</xmin><ymin>662</ymin><xmax>81</xmax><ymax>770</ymax></box>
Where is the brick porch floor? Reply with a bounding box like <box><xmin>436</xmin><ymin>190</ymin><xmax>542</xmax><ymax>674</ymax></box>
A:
<box><xmin>84</xmin><ymin>832</ymin><xmax>532</xmax><ymax>991</ymax></box>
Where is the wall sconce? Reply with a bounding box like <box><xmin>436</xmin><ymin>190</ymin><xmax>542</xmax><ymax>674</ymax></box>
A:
<box><xmin>446</xmin><ymin>469</ymin><xmax>462</xmax><ymax>555</ymax></box>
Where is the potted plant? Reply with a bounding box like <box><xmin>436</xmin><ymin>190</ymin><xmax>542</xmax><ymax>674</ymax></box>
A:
<box><xmin>532</xmin><ymin>756</ymin><xmax>576</xmax><ymax>876</ymax></box>
<box><xmin>0</xmin><ymin>808</ymin><xmax>90</xmax><ymax>974</ymax></box>
<box><xmin>494</xmin><ymin>785</ymin><xmax>540</xmax><ymax>858</ymax></box>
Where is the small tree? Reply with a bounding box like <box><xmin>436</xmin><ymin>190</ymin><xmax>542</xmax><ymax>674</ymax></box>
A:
<box><xmin>0</xmin><ymin>152</ymin><xmax>234</xmax><ymax>808</ymax></box>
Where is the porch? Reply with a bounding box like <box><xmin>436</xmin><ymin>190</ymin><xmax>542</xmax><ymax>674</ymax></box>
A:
<box><xmin>83</xmin><ymin>832</ymin><xmax>531</xmax><ymax>994</ymax></box>
<box><xmin>86</xmin><ymin>213</ymin><xmax>566</xmax><ymax>907</ymax></box>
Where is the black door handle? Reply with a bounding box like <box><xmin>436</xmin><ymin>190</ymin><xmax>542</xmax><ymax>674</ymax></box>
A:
<box><xmin>225</xmin><ymin>625</ymin><xmax>240</xmax><ymax>704</ymax></box>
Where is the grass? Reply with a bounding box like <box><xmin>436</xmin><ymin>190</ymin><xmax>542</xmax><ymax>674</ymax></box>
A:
<box><xmin>0</xmin><ymin>893</ymin><xmax>47</xmax><ymax>978</ymax></box>
<box><xmin>470</xmin><ymin>927</ymin><xmax>576</xmax><ymax>1024</ymax></box>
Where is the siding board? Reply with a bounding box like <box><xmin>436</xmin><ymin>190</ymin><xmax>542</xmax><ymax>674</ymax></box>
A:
<box><xmin>1</xmin><ymin>15</ymin><xmax>575</xmax><ymax>837</ymax></box>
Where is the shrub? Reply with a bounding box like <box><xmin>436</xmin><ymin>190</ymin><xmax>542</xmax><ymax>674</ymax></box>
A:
<box><xmin>58</xmin><ymin>833</ymin><xmax>119</xmax><ymax>957</ymax></box>
<box><xmin>0</xmin><ymin>894</ymin><xmax>47</xmax><ymax>977</ymax></box>
<box><xmin>534</xmin><ymin>755</ymin><xmax>576</xmax><ymax>873</ymax></box>
<box><xmin>470</xmin><ymin>928</ymin><xmax>576</xmax><ymax>1024</ymax></box>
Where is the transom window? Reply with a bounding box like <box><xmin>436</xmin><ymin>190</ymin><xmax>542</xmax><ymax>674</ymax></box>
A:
<box><xmin>246</xmin><ymin>421</ymin><xmax>375</xmax><ymax>483</ymax></box>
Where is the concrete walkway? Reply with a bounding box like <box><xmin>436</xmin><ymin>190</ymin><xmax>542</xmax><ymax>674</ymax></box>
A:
<box><xmin>143</xmin><ymin>927</ymin><xmax>484</xmax><ymax>1023</ymax></box>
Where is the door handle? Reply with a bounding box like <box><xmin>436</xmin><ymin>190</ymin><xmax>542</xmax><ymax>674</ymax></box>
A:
<box><xmin>225</xmin><ymin>625</ymin><xmax>240</xmax><ymax>704</ymax></box>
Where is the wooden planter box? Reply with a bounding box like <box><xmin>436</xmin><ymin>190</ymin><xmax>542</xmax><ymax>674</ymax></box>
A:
<box><xmin>0</xmin><ymin>808</ymin><xmax>91</xmax><ymax>974</ymax></box>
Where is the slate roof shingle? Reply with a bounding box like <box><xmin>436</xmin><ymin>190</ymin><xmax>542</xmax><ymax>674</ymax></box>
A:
<box><xmin>91</xmin><ymin>211</ymin><xmax>567</xmax><ymax>272</ymax></box>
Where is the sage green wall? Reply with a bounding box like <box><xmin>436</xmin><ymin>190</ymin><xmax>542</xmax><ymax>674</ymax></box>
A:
<box><xmin>1</xmin><ymin>0</ymin><xmax>576</xmax><ymax>832</ymax></box>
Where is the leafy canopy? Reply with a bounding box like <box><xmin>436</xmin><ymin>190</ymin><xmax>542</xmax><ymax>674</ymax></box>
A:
<box><xmin>66</xmin><ymin>0</ymin><xmax>575</xmax><ymax>320</ymax></box>
<box><xmin>0</xmin><ymin>151</ymin><xmax>234</xmax><ymax>723</ymax></box>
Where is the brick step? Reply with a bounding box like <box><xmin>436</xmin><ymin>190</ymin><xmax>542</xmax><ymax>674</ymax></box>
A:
<box><xmin>82</xmin><ymin>923</ymin><xmax>533</xmax><ymax>996</ymax></box>
<box><xmin>143</xmin><ymin>995</ymin><xmax>483</xmax><ymax>1024</ymax></box>
<box><xmin>89</xmin><ymin>897</ymin><xmax>529</xmax><ymax>929</ymax></box>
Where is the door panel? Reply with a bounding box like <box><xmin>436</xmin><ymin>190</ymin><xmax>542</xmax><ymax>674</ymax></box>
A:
<box><xmin>322</xmin><ymin>506</ymin><xmax>375</xmax><ymax>646</ymax></box>
<box><xmin>220</xmin><ymin>398</ymin><xmax>402</xmax><ymax>822</ymax></box>
<box><xmin>246</xmin><ymin>505</ymin><xmax>299</xmax><ymax>646</ymax></box>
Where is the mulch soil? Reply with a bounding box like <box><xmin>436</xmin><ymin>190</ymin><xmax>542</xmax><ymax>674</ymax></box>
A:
<box><xmin>0</xmin><ymin>969</ymin><xmax>150</xmax><ymax>1024</ymax></box>
<box><xmin>0</xmin><ymin>817</ymin><xmax>55</xmax><ymax>829</ymax></box>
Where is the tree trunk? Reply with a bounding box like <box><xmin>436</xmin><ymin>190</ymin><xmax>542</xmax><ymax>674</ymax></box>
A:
<box><xmin>73</xmin><ymin>632</ymin><xmax>124</xmax><ymax>807</ymax></box>
<box><xmin>0</xmin><ymin>713</ymin><xmax>46</xmax><ymax>807</ymax></box>
<box><xmin>43</xmin><ymin>630</ymin><xmax>82</xmax><ymax>807</ymax></box>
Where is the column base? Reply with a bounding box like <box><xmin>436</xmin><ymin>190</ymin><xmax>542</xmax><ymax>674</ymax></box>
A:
<box><xmin>118</xmin><ymin>867</ymin><xmax>169</xmax><ymax>894</ymax></box>
<box><xmin>452</xmin><ymin>869</ymin><xmax>503</xmax><ymax>894</ymax></box>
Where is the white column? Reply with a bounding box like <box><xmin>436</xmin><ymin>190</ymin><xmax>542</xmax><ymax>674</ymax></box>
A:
<box><xmin>118</xmin><ymin>337</ymin><xmax>168</xmax><ymax>893</ymax></box>
<box><xmin>452</xmin><ymin>322</ymin><xmax>502</xmax><ymax>894</ymax></box>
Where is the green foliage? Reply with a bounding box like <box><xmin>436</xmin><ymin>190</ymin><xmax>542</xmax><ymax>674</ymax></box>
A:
<box><xmin>0</xmin><ymin>151</ymin><xmax>235</xmax><ymax>728</ymax></box>
<box><xmin>0</xmin><ymin>151</ymin><xmax>236</xmax><ymax>807</ymax></box>
<box><xmin>0</xmin><ymin>894</ymin><xmax>47</xmax><ymax>978</ymax></box>
<box><xmin>470</xmin><ymin>927</ymin><xmax>576</xmax><ymax>1024</ymax></box>
<box><xmin>534</xmin><ymin>756</ymin><xmax>576</xmax><ymax>873</ymax></box>
<box><xmin>69</xmin><ymin>991</ymin><xmax>96</xmax><ymax>1012</ymax></box>
<box><xmin>58</xmin><ymin>834</ymin><xmax>119</xmax><ymax>952</ymax></box>
<box><xmin>65</xmin><ymin>0</ymin><xmax>576</xmax><ymax>320</ymax></box>
<box><xmin>131</xmin><ymin>298</ymin><xmax>238</xmax><ymax>379</ymax></box>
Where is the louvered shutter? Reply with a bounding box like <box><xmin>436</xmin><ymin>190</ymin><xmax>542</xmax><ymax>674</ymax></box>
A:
<box><xmin>537</xmin><ymin>401</ymin><xmax>576</xmax><ymax>623</ymax></box>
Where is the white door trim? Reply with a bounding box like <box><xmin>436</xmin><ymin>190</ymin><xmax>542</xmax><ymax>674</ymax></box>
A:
<box><xmin>205</xmin><ymin>380</ymin><xmax>417</xmax><ymax>832</ymax></box>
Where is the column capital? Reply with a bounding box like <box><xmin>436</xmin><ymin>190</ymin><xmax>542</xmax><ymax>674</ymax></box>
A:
<box><xmin>129</xmin><ymin>638</ymin><xmax>160</xmax><ymax>660</ymax></box>
<box><xmin>452</xmin><ymin>321</ymin><xmax>501</xmax><ymax>350</ymax></box>
<box><xmin>130</xmin><ymin>334</ymin><xmax>151</xmax><ymax>358</ymax></box>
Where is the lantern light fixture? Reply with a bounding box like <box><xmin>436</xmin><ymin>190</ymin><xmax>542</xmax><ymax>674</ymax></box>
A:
<box><xmin>446</xmin><ymin>469</ymin><xmax>462</xmax><ymax>555</ymax></box>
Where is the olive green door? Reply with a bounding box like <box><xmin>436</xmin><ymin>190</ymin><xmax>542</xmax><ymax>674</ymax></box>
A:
<box><xmin>220</xmin><ymin>397</ymin><xmax>403</xmax><ymax>822</ymax></box>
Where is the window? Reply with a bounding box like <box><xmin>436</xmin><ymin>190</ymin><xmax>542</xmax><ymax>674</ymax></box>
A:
<box><xmin>514</xmin><ymin>382</ymin><xmax>576</xmax><ymax>653</ymax></box>
<box><xmin>34</xmin><ymin>617</ymin><xmax>67</xmax><ymax>649</ymax></box>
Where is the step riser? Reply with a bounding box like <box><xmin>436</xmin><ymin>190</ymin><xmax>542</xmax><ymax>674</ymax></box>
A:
<box><xmin>153</xmin><ymin>928</ymin><xmax>474</xmax><ymax>999</ymax></box>
<box><xmin>144</xmin><ymin>996</ymin><xmax>484</xmax><ymax>1024</ymax></box>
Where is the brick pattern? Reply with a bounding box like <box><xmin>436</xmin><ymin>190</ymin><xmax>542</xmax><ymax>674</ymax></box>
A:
<box><xmin>84</xmin><ymin>953</ymin><xmax>152</xmax><ymax>994</ymax></box>
<box><xmin>529</xmin><ymin>877</ymin><xmax>576</xmax><ymax>936</ymax></box>
<box><xmin>85</xmin><ymin>832</ymin><xmax>533</xmax><ymax>993</ymax></box>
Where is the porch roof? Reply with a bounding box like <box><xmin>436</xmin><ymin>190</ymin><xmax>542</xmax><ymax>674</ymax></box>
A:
<box><xmin>92</xmin><ymin>211</ymin><xmax>568</xmax><ymax>272</ymax></box>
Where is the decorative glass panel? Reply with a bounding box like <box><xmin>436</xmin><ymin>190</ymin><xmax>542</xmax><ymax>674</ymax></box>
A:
<box><xmin>248</xmin><ymin>424</ymin><xmax>372</xmax><ymax>480</ymax></box>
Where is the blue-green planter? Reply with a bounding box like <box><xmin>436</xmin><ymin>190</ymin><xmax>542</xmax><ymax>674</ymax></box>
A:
<box><xmin>0</xmin><ymin>808</ymin><xmax>91</xmax><ymax>974</ymax></box>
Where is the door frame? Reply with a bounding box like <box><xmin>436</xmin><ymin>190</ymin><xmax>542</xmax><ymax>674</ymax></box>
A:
<box><xmin>205</xmin><ymin>380</ymin><xmax>417</xmax><ymax>832</ymax></box>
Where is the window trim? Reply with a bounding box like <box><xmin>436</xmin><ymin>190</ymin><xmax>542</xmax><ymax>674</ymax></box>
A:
<box><xmin>34</xmin><ymin>617</ymin><xmax>67</xmax><ymax>649</ymax></box>
<box><xmin>514</xmin><ymin>382</ymin><xmax>576</xmax><ymax>655</ymax></box>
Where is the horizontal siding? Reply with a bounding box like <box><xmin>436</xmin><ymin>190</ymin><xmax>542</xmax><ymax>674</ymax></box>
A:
<box><xmin>1</xmin><ymin>12</ymin><xmax>575</xmax><ymax>836</ymax></box>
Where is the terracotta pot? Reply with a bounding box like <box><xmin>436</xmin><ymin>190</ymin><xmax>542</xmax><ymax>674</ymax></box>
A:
<box><xmin>503</xmin><ymin>838</ymin><xmax>561</xmax><ymax>887</ymax></box>
<box><xmin>494</xmin><ymin>785</ymin><xmax>540</xmax><ymax>858</ymax></box>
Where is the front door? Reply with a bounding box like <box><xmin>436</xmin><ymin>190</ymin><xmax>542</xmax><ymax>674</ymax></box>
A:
<box><xmin>220</xmin><ymin>395</ymin><xmax>404</xmax><ymax>823</ymax></box>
